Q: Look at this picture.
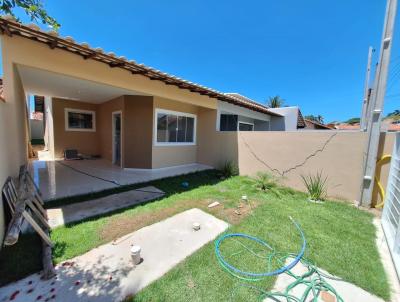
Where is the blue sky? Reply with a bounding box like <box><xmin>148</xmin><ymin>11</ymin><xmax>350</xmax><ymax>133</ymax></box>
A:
<box><xmin>15</xmin><ymin>0</ymin><xmax>400</xmax><ymax>122</ymax></box>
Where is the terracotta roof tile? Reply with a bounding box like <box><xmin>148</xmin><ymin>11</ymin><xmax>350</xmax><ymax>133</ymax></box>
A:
<box><xmin>0</xmin><ymin>17</ymin><xmax>283</xmax><ymax>117</ymax></box>
<box><xmin>304</xmin><ymin>119</ymin><xmax>332</xmax><ymax>129</ymax></box>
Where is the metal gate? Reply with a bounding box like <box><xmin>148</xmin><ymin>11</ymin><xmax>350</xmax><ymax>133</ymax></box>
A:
<box><xmin>382</xmin><ymin>132</ymin><xmax>400</xmax><ymax>277</ymax></box>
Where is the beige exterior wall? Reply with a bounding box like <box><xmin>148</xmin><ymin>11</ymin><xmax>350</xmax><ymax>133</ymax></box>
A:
<box><xmin>235</xmin><ymin>131</ymin><xmax>396</xmax><ymax>202</ymax></box>
<box><xmin>52</xmin><ymin>98</ymin><xmax>100</xmax><ymax>158</ymax></box>
<box><xmin>4</xmin><ymin>35</ymin><xmax>217</xmax><ymax>110</ymax></box>
<box><xmin>152</xmin><ymin>97</ymin><xmax>199</xmax><ymax>168</ymax></box>
<box><xmin>98</xmin><ymin>96</ymin><xmax>125</xmax><ymax>163</ymax></box>
<box><xmin>0</xmin><ymin>49</ymin><xmax>29</xmax><ymax>244</ymax></box>
<box><xmin>125</xmin><ymin>96</ymin><xmax>153</xmax><ymax>169</ymax></box>
<box><xmin>197</xmin><ymin>108</ymin><xmax>238</xmax><ymax>168</ymax></box>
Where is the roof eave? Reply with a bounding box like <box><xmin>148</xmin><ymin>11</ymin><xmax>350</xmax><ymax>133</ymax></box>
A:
<box><xmin>0</xmin><ymin>17</ymin><xmax>283</xmax><ymax>117</ymax></box>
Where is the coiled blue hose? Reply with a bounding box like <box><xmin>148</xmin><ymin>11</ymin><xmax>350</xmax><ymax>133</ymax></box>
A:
<box><xmin>214</xmin><ymin>216</ymin><xmax>306</xmax><ymax>278</ymax></box>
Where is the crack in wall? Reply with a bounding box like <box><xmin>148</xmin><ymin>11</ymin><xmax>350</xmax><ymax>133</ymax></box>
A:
<box><xmin>239</xmin><ymin>132</ymin><xmax>339</xmax><ymax>177</ymax></box>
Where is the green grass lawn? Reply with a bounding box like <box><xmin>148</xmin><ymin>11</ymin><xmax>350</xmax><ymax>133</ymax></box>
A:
<box><xmin>0</xmin><ymin>171</ymin><xmax>390</xmax><ymax>300</ymax></box>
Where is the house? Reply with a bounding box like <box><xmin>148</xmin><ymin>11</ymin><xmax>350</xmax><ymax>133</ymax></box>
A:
<box><xmin>303</xmin><ymin>119</ymin><xmax>332</xmax><ymax>130</ymax></box>
<box><xmin>267</xmin><ymin>106</ymin><xmax>306</xmax><ymax>130</ymax></box>
<box><xmin>0</xmin><ymin>16</ymin><xmax>299</xmax><ymax>172</ymax></box>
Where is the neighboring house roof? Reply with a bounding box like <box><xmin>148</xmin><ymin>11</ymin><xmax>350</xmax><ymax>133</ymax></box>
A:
<box><xmin>224</xmin><ymin>93</ymin><xmax>282</xmax><ymax>116</ymax></box>
<box><xmin>296</xmin><ymin>109</ymin><xmax>306</xmax><ymax>128</ymax></box>
<box><xmin>0</xmin><ymin>77</ymin><xmax>4</xmax><ymax>102</ymax></box>
<box><xmin>304</xmin><ymin>119</ymin><xmax>332</xmax><ymax>130</ymax></box>
<box><xmin>0</xmin><ymin>17</ymin><xmax>283</xmax><ymax>117</ymax></box>
<box><xmin>335</xmin><ymin>122</ymin><xmax>400</xmax><ymax>132</ymax></box>
<box><xmin>335</xmin><ymin>123</ymin><xmax>360</xmax><ymax>130</ymax></box>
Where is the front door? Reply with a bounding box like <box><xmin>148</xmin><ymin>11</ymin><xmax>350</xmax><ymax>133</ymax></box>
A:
<box><xmin>112</xmin><ymin>112</ymin><xmax>121</xmax><ymax>166</ymax></box>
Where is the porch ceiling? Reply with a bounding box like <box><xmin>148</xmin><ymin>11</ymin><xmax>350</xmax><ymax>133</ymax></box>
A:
<box><xmin>17</xmin><ymin>65</ymin><xmax>147</xmax><ymax>103</ymax></box>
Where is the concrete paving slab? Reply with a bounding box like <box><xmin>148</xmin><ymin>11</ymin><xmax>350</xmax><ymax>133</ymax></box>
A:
<box><xmin>0</xmin><ymin>208</ymin><xmax>228</xmax><ymax>302</ymax></box>
<box><xmin>47</xmin><ymin>186</ymin><xmax>165</xmax><ymax>228</ymax></box>
<box><xmin>374</xmin><ymin>218</ymin><xmax>400</xmax><ymax>302</ymax></box>
<box><xmin>267</xmin><ymin>260</ymin><xmax>385</xmax><ymax>302</ymax></box>
<box><xmin>29</xmin><ymin>159</ymin><xmax>212</xmax><ymax>201</ymax></box>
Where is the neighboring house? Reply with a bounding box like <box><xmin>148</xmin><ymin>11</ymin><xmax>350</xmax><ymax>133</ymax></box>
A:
<box><xmin>267</xmin><ymin>106</ymin><xmax>306</xmax><ymax>131</ymax></box>
<box><xmin>218</xmin><ymin>93</ymin><xmax>306</xmax><ymax>131</ymax></box>
<box><xmin>303</xmin><ymin>119</ymin><xmax>332</xmax><ymax>130</ymax></box>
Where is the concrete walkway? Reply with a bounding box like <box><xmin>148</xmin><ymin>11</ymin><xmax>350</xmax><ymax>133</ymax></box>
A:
<box><xmin>374</xmin><ymin>218</ymin><xmax>400</xmax><ymax>302</ymax></box>
<box><xmin>270</xmin><ymin>260</ymin><xmax>385</xmax><ymax>302</ymax></box>
<box><xmin>47</xmin><ymin>186</ymin><xmax>165</xmax><ymax>228</ymax></box>
<box><xmin>29</xmin><ymin>159</ymin><xmax>211</xmax><ymax>201</ymax></box>
<box><xmin>0</xmin><ymin>209</ymin><xmax>228</xmax><ymax>302</ymax></box>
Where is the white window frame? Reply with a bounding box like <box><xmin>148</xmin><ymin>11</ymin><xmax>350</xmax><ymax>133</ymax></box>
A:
<box><xmin>238</xmin><ymin>121</ymin><xmax>254</xmax><ymax>131</ymax></box>
<box><xmin>65</xmin><ymin>108</ymin><xmax>96</xmax><ymax>132</ymax></box>
<box><xmin>154</xmin><ymin>108</ymin><xmax>197</xmax><ymax>146</ymax></box>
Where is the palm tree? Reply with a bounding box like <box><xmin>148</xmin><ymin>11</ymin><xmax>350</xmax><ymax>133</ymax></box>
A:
<box><xmin>267</xmin><ymin>95</ymin><xmax>285</xmax><ymax>108</ymax></box>
<box><xmin>305</xmin><ymin>115</ymin><xmax>325</xmax><ymax>124</ymax></box>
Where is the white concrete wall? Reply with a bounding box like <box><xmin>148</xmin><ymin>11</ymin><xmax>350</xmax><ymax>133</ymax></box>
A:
<box><xmin>269</xmin><ymin>106</ymin><xmax>300</xmax><ymax>131</ymax></box>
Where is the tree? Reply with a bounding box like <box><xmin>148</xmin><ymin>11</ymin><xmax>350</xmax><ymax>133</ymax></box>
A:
<box><xmin>0</xmin><ymin>0</ymin><xmax>60</xmax><ymax>30</ymax></box>
<box><xmin>305</xmin><ymin>114</ymin><xmax>324</xmax><ymax>124</ymax></box>
<box><xmin>267</xmin><ymin>95</ymin><xmax>284</xmax><ymax>108</ymax></box>
<box><xmin>386</xmin><ymin>109</ymin><xmax>400</xmax><ymax>117</ymax></box>
<box><xmin>344</xmin><ymin>117</ymin><xmax>360</xmax><ymax>124</ymax></box>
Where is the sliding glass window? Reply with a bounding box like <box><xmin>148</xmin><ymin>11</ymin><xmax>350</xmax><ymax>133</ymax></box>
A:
<box><xmin>155</xmin><ymin>109</ymin><xmax>196</xmax><ymax>145</ymax></box>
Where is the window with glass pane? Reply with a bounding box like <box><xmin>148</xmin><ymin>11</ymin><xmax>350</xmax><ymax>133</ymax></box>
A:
<box><xmin>156</xmin><ymin>111</ymin><xmax>195</xmax><ymax>144</ymax></box>
<box><xmin>238</xmin><ymin>122</ymin><xmax>254</xmax><ymax>131</ymax></box>
<box><xmin>157</xmin><ymin>113</ymin><xmax>167</xmax><ymax>142</ymax></box>
<box><xmin>68</xmin><ymin>112</ymin><xmax>93</xmax><ymax>129</ymax></box>
<box><xmin>167</xmin><ymin>115</ymin><xmax>177</xmax><ymax>142</ymax></box>
<box><xmin>177</xmin><ymin>116</ymin><xmax>186</xmax><ymax>142</ymax></box>
<box><xmin>220</xmin><ymin>114</ymin><xmax>238</xmax><ymax>131</ymax></box>
<box><xmin>186</xmin><ymin>117</ymin><xmax>194</xmax><ymax>142</ymax></box>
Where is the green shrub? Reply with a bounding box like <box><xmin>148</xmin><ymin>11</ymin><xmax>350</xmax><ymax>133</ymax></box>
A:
<box><xmin>219</xmin><ymin>161</ymin><xmax>239</xmax><ymax>178</ymax></box>
<box><xmin>301</xmin><ymin>171</ymin><xmax>328</xmax><ymax>201</ymax></box>
<box><xmin>253</xmin><ymin>172</ymin><xmax>281</xmax><ymax>197</ymax></box>
<box><xmin>254</xmin><ymin>172</ymin><xmax>278</xmax><ymax>191</ymax></box>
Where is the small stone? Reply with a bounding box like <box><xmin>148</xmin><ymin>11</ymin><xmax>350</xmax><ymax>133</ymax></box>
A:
<box><xmin>208</xmin><ymin>201</ymin><xmax>220</xmax><ymax>208</ymax></box>
<box><xmin>234</xmin><ymin>210</ymin><xmax>241</xmax><ymax>215</ymax></box>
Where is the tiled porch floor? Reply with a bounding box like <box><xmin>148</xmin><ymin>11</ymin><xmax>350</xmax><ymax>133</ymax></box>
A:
<box><xmin>28</xmin><ymin>159</ymin><xmax>212</xmax><ymax>201</ymax></box>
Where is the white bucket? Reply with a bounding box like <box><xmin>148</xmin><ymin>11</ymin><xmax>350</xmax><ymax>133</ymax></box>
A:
<box><xmin>131</xmin><ymin>245</ymin><xmax>141</xmax><ymax>265</ymax></box>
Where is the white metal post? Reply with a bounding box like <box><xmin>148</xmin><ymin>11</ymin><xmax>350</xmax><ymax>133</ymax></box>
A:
<box><xmin>360</xmin><ymin>47</ymin><xmax>374</xmax><ymax>131</ymax></box>
<box><xmin>360</xmin><ymin>0</ymin><xmax>398</xmax><ymax>207</ymax></box>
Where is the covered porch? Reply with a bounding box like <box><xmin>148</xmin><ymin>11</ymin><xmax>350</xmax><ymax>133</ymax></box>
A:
<box><xmin>29</xmin><ymin>159</ymin><xmax>211</xmax><ymax>201</ymax></box>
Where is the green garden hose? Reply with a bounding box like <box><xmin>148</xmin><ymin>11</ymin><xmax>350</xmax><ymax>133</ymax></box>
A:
<box><xmin>214</xmin><ymin>218</ymin><xmax>344</xmax><ymax>301</ymax></box>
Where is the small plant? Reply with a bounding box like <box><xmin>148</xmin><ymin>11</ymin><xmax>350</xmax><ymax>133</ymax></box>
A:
<box><xmin>254</xmin><ymin>172</ymin><xmax>277</xmax><ymax>191</ymax></box>
<box><xmin>253</xmin><ymin>172</ymin><xmax>281</xmax><ymax>197</ymax></box>
<box><xmin>219</xmin><ymin>161</ymin><xmax>239</xmax><ymax>178</ymax></box>
<box><xmin>301</xmin><ymin>171</ymin><xmax>328</xmax><ymax>201</ymax></box>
